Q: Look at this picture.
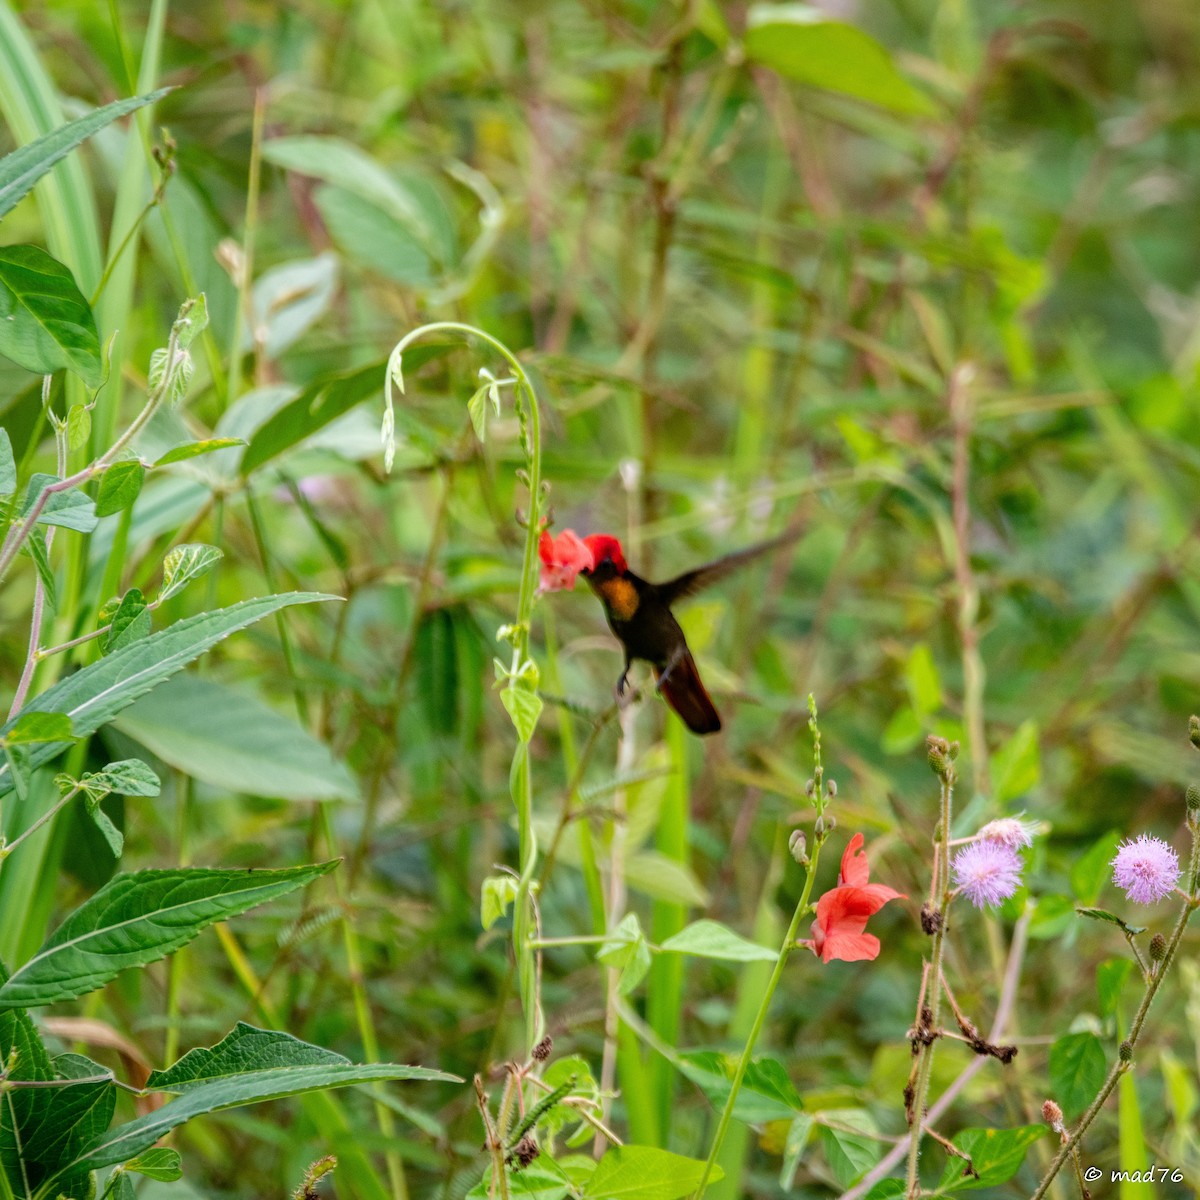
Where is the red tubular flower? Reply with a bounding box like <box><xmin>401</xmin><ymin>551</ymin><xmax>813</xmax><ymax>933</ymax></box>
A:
<box><xmin>537</xmin><ymin>528</ymin><xmax>595</xmax><ymax>593</ymax></box>
<box><xmin>806</xmin><ymin>833</ymin><xmax>905</xmax><ymax>964</ymax></box>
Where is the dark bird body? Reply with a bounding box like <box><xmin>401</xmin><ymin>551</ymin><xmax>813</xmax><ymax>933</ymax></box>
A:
<box><xmin>581</xmin><ymin>531</ymin><xmax>798</xmax><ymax>736</ymax></box>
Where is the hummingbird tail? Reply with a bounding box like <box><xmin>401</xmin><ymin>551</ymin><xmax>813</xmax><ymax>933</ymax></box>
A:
<box><xmin>656</xmin><ymin>651</ymin><xmax>722</xmax><ymax>735</ymax></box>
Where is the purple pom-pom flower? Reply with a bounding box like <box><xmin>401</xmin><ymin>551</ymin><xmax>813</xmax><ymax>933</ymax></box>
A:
<box><xmin>1111</xmin><ymin>835</ymin><xmax>1179</xmax><ymax>905</ymax></box>
<box><xmin>952</xmin><ymin>841</ymin><xmax>1024</xmax><ymax>909</ymax></box>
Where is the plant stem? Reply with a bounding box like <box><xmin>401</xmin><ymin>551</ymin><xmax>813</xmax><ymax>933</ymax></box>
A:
<box><xmin>692</xmin><ymin>839</ymin><xmax>824</xmax><ymax>1199</ymax></box>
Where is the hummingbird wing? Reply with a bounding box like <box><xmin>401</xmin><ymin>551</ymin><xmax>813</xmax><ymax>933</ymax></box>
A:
<box><xmin>654</xmin><ymin>528</ymin><xmax>802</xmax><ymax>608</ymax></box>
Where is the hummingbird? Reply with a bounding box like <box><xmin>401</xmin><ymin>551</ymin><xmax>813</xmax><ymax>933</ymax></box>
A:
<box><xmin>579</xmin><ymin>530</ymin><xmax>799</xmax><ymax>735</ymax></box>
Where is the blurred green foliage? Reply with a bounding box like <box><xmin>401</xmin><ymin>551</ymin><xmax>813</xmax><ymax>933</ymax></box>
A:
<box><xmin>2</xmin><ymin>0</ymin><xmax>1200</xmax><ymax>1195</ymax></box>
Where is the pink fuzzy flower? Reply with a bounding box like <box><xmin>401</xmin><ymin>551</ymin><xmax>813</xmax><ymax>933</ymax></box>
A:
<box><xmin>952</xmin><ymin>841</ymin><xmax>1023</xmax><ymax>909</ymax></box>
<box><xmin>1111</xmin><ymin>835</ymin><xmax>1179</xmax><ymax>905</ymax></box>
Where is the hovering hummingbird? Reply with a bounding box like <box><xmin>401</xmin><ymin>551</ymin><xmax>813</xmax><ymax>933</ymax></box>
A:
<box><xmin>575</xmin><ymin>531</ymin><xmax>799</xmax><ymax>735</ymax></box>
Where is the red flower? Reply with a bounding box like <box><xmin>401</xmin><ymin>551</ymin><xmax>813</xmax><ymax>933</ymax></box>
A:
<box><xmin>806</xmin><ymin>833</ymin><xmax>905</xmax><ymax>964</ymax></box>
<box><xmin>537</xmin><ymin>528</ymin><xmax>595</xmax><ymax>593</ymax></box>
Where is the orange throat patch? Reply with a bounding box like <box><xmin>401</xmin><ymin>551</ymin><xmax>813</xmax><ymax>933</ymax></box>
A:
<box><xmin>599</xmin><ymin>577</ymin><xmax>640</xmax><ymax>620</ymax></box>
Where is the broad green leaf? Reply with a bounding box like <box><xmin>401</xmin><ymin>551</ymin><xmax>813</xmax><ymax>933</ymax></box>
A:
<box><xmin>248</xmin><ymin>253</ymin><xmax>338</xmax><ymax>359</ymax></box>
<box><xmin>66</xmin><ymin>403</ymin><xmax>91</xmax><ymax>451</ymax></box>
<box><xmin>501</xmin><ymin>685</ymin><xmax>543</xmax><ymax>743</ymax></box>
<box><xmin>481</xmin><ymin>874</ymin><xmax>518</xmax><ymax>930</ymax></box>
<box><xmin>820</xmin><ymin>1109</ymin><xmax>882</xmax><ymax>1188</ymax></box>
<box><xmin>624</xmin><ymin>851</ymin><xmax>708</xmax><ymax>907</ymax></box>
<box><xmin>22</xmin><ymin>472</ymin><xmax>98</xmax><ymax>533</ymax></box>
<box><xmin>0</xmin><ymin>88</ymin><xmax>172</xmax><ymax>218</ymax></box>
<box><xmin>597</xmin><ymin>912</ymin><xmax>650</xmax><ymax>995</ymax></box>
<box><xmin>315</xmin><ymin>186</ymin><xmax>432</xmax><ymax>284</ymax></box>
<box><xmin>661</xmin><ymin>919</ymin><xmax>778</xmax><ymax>963</ymax></box>
<box><xmin>240</xmin><ymin>360</ymin><xmax>389</xmax><ymax>474</ymax></box>
<box><xmin>744</xmin><ymin>7</ymin><xmax>933</xmax><ymax>116</ymax></box>
<box><xmin>905</xmin><ymin>642</ymin><xmax>941</xmax><ymax>715</ymax></box>
<box><xmin>154</xmin><ymin>438</ymin><xmax>246</xmax><ymax>467</ymax></box>
<box><xmin>0</xmin><ymin>592</ymin><xmax>339</xmax><ymax>798</ymax></box>
<box><xmin>583</xmin><ymin>1146</ymin><xmax>720</xmax><ymax>1199</ymax></box>
<box><xmin>1048</xmin><ymin>1033</ymin><xmax>1106</xmax><ymax>1120</ymax></box>
<box><xmin>0</xmin><ymin>244</ymin><xmax>101</xmax><ymax>385</ymax></box>
<box><xmin>58</xmin><ymin>1057</ymin><xmax>458</xmax><ymax>1180</ymax></box>
<box><xmin>0</xmin><ymin>427</ymin><xmax>15</xmax><ymax>494</ymax></box>
<box><xmin>148</xmin><ymin>344</ymin><xmax>194</xmax><ymax>405</ymax></box>
<box><xmin>157</xmin><ymin>542</ymin><xmax>223</xmax><ymax>602</ymax></box>
<box><xmin>77</xmin><ymin>759</ymin><xmax>161</xmax><ymax>799</ymax></box>
<box><xmin>780</xmin><ymin>1113</ymin><xmax>815</xmax><ymax>1189</ymax></box>
<box><xmin>1028</xmin><ymin>893</ymin><xmax>1075</xmax><ymax>939</ymax></box>
<box><xmin>677</xmin><ymin>1051</ymin><xmax>800</xmax><ymax>1123</ymax></box>
<box><xmin>991</xmin><ymin>719</ymin><xmax>1040</xmax><ymax>803</ymax></box>
<box><xmin>84</xmin><ymin>797</ymin><xmax>125</xmax><ymax>858</ymax></box>
<box><xmin>1097</xmin><ymin>957</ymin><xmax>1133</xmax><ymax>1018</ymax></box>
<box><xmin>113</xmin><ymin>674</ymin><xmax>359</xmax><ymax>802</ymax></box>
<box><xmin>103</xmin><ymin>587</ymin><xmax>150</xmax><ymax>654</ymax></box>
<box><xmin>125</xmin><ymin>1147</ymin><xmax>182</xmax><ymax>1181</ymax></box>
<box><xmin>467</xmin><ymin>1161</ymin><xmax>573</xmax><ymax>1200</ymax></box>
<box><xmin>938</xmin><ymin>1125</ymin><xmax>1046</xmax><ymax>1190</ymax></box>
<box><xmin>2</xmin><ymin>711</ymin><xmax>74</xmax><ymax>745</ymax></box>
<box><xmin>149</xmin><ymin>1024</ymin><xmax>345</xmax><ymax>1089</ymax></box>
<box><xmin>1070</xmin><ymin>830</ymin><xmax>1121</xmax><ymax>905</ymax></box>
<box><xmin>0</xmin><ymin>862</ymin><xmax>338</xmax><ymax>1009</ymax></box>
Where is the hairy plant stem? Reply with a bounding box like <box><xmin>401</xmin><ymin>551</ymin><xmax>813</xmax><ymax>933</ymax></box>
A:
<box><xmin>692</xmin><ymin>838</ymin><xmax>825</xmax><ymax>1199</ymax></box>
<box><xmin>1030</xmin><ymin>824</ymin><xmax>1200</xmax><ymax>1200</ymax></box>
<box><xmin>905</xmin><ymin>770</ymin><xmax>955</xmax><ymax>1198</ymax></box>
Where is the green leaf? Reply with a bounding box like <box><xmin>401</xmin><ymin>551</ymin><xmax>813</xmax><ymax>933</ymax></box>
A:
<box><xmin>66</xmin><ymin>403</ymin><xmax>91</xmax><ymax>451</ymax></box>
<box><xmin>597</xmin><ymin>912</ymin><xmax>650</xmax><ymax>995</ymax></box>
<box><xmin>149</xmin><ymin>1024</ymin><xmax>345</xmax><ymax>1090</ymax></box>
<box><xmin>820</xmin><ymin>1110</ymin><xmax>882</xmax><ymax>1189</ymax></box>
<box><xmin>660</xmin><ymin>919</ymin><xmax>778</xmax><ymax>963</ymax></box>
<box><xmin>173</xmin><ymin>294</ymin><xmax>208</xmax><ymax>350</ymax></box>
<box><xmin>148</xmin><ymin>344</ymin><xmax>194</xmax><ymax>404</ymax></box>
<box><xmin>583</xmin><ymin>1146</ymin><xmax>721</xmax><ymax>1199</ymax></box>
<box><xmin>103</xmin><ymin>587</ymin><xmax>150</xmax><ymax>654</ymax></box>
<box><xmin>1075</xmin><ymin>907</ymin><xmax>1146</xmax><ymax>937</ymax></box>
<box><xmin>94</xmin><ymin>460</ymin><xmax>145</xmax><ymax>517</ymax></box>
<box><xmin>154</xmin><ymin>438</ymin><xmax>246</xmax><ymax>467</ymax></box>
<box><xmin>84</xmin><ymin>797</ymin><xmax>125</xmax><ymax>858</ymax></box>
<box><xmin>1070</xmin><ymin>830</ymin><xmax>1121</xmax><ymax>905</ymax></box>
<box><xmin>59</xmin><ymin>1056</ymin><xmax>457</xmax><ymax>1181</ymax></box>
<box><xmin>249</xmin><ymin>254</ymin><xmax>338</xmax><ymax>359</ymax></box>
<box><xmin>22</xmin><ymin>528</ymin><xmax>57</xmax><ymax>612</ymax></box>
<box><xmin>157</xmin><ymin>542</ymin><xmax>223</xmax><ymax>602</ymax></box>
<box><xmin>0</xmin><ymin>427</ymin><xmax>15</xmax><ymax>494</ymax></box>
<box><xmin>481</xmin><ymin>874</ymin><xmax>518</xmax><ymax>931</ymax></box>
<box><xmin>2</xmin><ymin>711</ymin><xmax>75</xmax><ymax>745</ymax></box>
<box><xmin>0</xmin><ymin>244</ymin><xmax>102</xmax><ymax>385</ymax></box>
<box><xmin>990</xmin><ymin>719</ymin><xmax>1040</xmax><ymax>803</ymax></box>
<box><xmin>22</xmin><ymin>472</ymin><xmax>98</xmax><ymax>532</ymax></box>
<box><xmin>77</xmin><ymin>759</ymin><xmax>162</xmax><ymax>799</ymax></box>
<box><xmin>0</xmin><ymin>862</ymin><xmax>338</xmax><ymax>1009</ymax></box>
<box><xmin>624</xmin><ymin>851</ymin><xmax>709</xmax><ymax>907</ymax></box>
<box><xmin>0</xmin><ymin>88</ymin><xmax>172</xmax><ymax>219</ymax></box>
<box><xmin>677</xmin><ymin>1051</ymin><xmax>801</xmax><ymax>1123</ymax></box>
<box><xmin>744</xmin><ymin>7</ymin><xmax>933</xmax><ymax>116</ymax></box>
<box><xmin>113</xmin><ymin>674</ymin><xmax>359</xmax><ymax>802</ymax></box>
<box><xmin>780</xmin><ymin>1113</ymin><xmax>815</xmax><ymax>1189</ymax></box>
<box><xmin>1049</xmin><ymin>1033</ymin><xmax>1107</xmax><ymax>1121</ymax></box>
<box><xmin>1097</xmin><ymin>957</ymin><xmax>1134</xmax><ymax>1018</ymax></box>
<box><xmin>125</xmin><ymin>1147</ymin><xmax>182</xmax><ymax>1181</ymax></box>
<box><xmin>0</xmin><ymin>592</ymin><xmax>339</xmax><ymax>798</ymax></box>
<box><xmin>904</xmin><ymin>642</ymin><xmax>941</xmax><ymax>715</ymax></box>
<box><xmin>319</xmin><ymin>185</ymin><xmax>433</xmax><ymax>284</ymax></box>
<box><xmin>938</xmin><ymin>1125</ymin><xmax>1046</xmax><ymax>1190</ymax></box>
<box><xmin>501</xmin><ymin>685</ymin><xmax>543</xmax><ymax>743</ymax></box>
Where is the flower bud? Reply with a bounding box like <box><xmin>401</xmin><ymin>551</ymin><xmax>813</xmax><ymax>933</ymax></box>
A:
<box><xmin>814</xmin><ymin>816</ymin><xmax>825</xmax><ymax>838</ymax></box>
<box><xmin>1119</xmin><ymin>1040</ymin><xmax>1133</xmax><ymax>1063</ymax></box>
<box><xmin>531</xmin><ymin>1036</ymin><xmax>552</xmax><ymax>1062</ymax></box>
<box><xmin>1190</xmin><ymin>714</ymin><xmax>1200</xmax><ymax>749</ymax></box>
<box><xmin>805</xmin><ymin>778</ymin><xmax>816</xmax><ymax>798</ymax></box>
<box><xmin>825</xmin><ymin>813</ymin><xmax>837</xmax><ymax>831</ymax></box>
<box><xmin>789</xmin><ymin>830</ymin><xmax>808</xmax><ymax>865</ymax></box>
<box><xmin>1149</xmin><ymin>933</ymin><xmax>1167</xmax><ymax>962</ymax></box>
<box><xmin>1041</xmin><ymin>1099</ymin><xmax>1063</xmax><ymax>1128</ymax></box>
<box><xmin>1186</xmin><ymin>784</ymin><xmax>1200</xmax><ymax>813</ymax></box>
<box><xmin>826</xmin><ymin>779</ymin><xmax>838</xmax><ymax>799</ymax></box>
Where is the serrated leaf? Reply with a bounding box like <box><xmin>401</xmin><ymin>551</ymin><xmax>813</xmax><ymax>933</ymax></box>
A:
<box><xmin>0</xmin><ymin>88</ymin><xmax>172</xmax><ymax>219</ymax></box>
<box><xmin>481</xmin><ymin>874</ymin><xmax>518</xmax><ymax>930</ymax></box>
<box><xmin>66</xmin><ymin>403</ymin><xmax>92</xmax><ymax>451</ymax></box>
<box><xmin>501</xmin><ymin>685</ymin><xmax>543</xmax><ymax>743</ymax></box>
<box><xmin>0</xmin><ymin>427</ymin><xmax>16</xmax><ymax>494</ymax></box>
<box><xmin>1076</xmin><ymin>907</ymin><xmax>1146</xmax><ymax>936</ymax></box>
<box><xmin>0</xmin><ymin>244</ymin><xmax>102</xmax><ymax>385</ymax></box>
<box><xmin>938</xmin><ymin>1125</ymin><xmax>1046</xmax><ymax>1190</ymax></box>
<box><xmin>0</xmin><ymin>863</ymin><xmax>339</xmax><ymax>1009</ymax></box>
<box><xmin>661</xmin><ymin>919</ymin><xmax>778</xmax><ymax>963</ymax></box>
<box><xmin>103</xmin><ymin>587</ymin><xmax>150</xmax><ymax>654</ymax></box>
<box><xmin>154</xmin><ymin>438</ymin><xmax>246</xmax><ymax>467</ymax></box>
<box><xmin>113</xmin><ymin>674</ymin><xmax>359</xmax><ymax>802</ymax></box>
<box><xmin>125</xmin><ymin>1147</ymin><xmax>182</xmax><ymax>1181</ymax></box>
<box><xmin>94</xmin><ymin>460</ymin><xmax>145</xmax><ymax>518</ymax></box>
<box><xmin>3</xmin><ymin>711</ymin><xmax>75</xmax><ymax>745</ymax></box>
<box><xmin>0</xmin><ymin>592</ymin><xmax>340</xmax><ymax>798</ymax></box>
<box><xmin>1048</xmin><ymin>1034</ymin><xmax>1106</xmax><ymax>1121</ymax></box>
<box><xmin>583</xmin><ymin>1145</ymin><xmax>720</xmax><ymax>1199</ymax></box>
<box><xmin>158</xmin><ymin>542</ymin><xmax>223</xmax><ymax>602</ymax></box>
<box><xmin>149</xmin><ymin>1024</ymin><xmax>345</xmax><ymax>1090</ymax></box>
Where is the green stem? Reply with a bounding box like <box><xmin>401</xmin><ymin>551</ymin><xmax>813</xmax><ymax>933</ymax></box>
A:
<box><xmin>692</xmin><ymin>839</ymin><xmax>824</xmax><ymax>1199</ymax></box>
